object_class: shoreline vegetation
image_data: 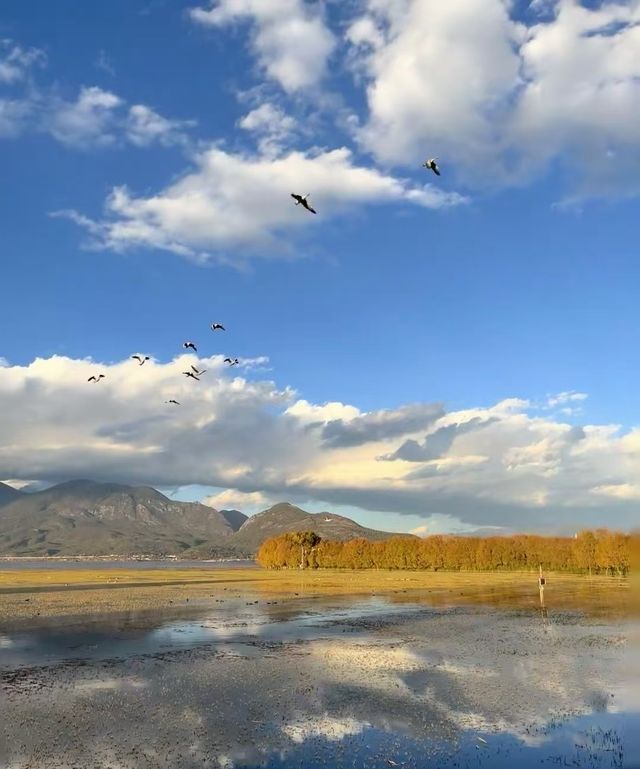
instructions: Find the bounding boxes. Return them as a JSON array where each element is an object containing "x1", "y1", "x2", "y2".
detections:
[
  {"x1": 0, "y1": 530, "x2": 633, "y2": 626},
  {"x1": 257, "y1": 530, "x2": 632, "y2": 575}
]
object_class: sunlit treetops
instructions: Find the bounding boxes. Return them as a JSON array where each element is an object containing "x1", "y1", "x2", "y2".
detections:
[{"x1": 257, "y1": 529, "x2": 631, "y2": 575}]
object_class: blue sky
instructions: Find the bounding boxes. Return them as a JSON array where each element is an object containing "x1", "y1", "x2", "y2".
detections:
[{"x1": 1, "y1": 0, "x2": 638, "y2": 534}]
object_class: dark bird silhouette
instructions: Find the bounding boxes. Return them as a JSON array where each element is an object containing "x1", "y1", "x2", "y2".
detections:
[
  {"x1": 291, "y1": 193, "x2": 316, "y2": 214},
  {"x1": 211, "y1": 323, "x2": 225, "y2": 331},
  {"x1": 183, "y1": 341, "x2": 197, "y2": 352},
  {"x1": 422, "y1": 157, "x2": 440, "y2": 176},
  {"x1": 131, "y1": 355, "x2": 150, "y2": 366},
  {"x1": 183, "y1": 371, "x2": 200, "y2": 381},
  {"x1": 166, "y1": 399, "x2": 181, "y2": 405},
  {"x1": 224, "y1": 358, "x2": 239, "y2": 366},
  {"x1": 87, "y1": 374, "x2": 105, "y2": 383},
  {"x1": 191, "y1": 365, "x2": 207, "y2": 376}
]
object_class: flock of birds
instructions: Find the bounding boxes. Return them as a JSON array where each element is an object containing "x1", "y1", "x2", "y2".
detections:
[
  {"x1": 86, "y1": 158, "x2": 442, "y2": 404},
  {"x1": 86, "y1": 323, "x2": 236, "y2": 406}
]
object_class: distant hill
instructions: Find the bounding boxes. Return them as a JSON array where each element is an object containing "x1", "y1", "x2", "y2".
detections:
[
  {"x1": 0, "y1": 481, "x2": 405, "y2": 558},
  {"x1": 0, "y1": 482, "x2": 24, "y2": 507},
  {"x1": 0, "y1": 480, "x2": 244, "y2": 557},
  {"x1": 230, "y1": 502, "x2": 404, "y2": 554},
  {"x1": 219, "y1": 509, "x2": 249, "y2": 531}
]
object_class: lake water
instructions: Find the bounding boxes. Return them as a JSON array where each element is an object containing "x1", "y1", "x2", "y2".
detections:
[
  {"x1": 0, "y1": 558, "x2": 257, "y2": 570},
  {"x1": 0, "y1": 586, "x2": 636, "y2": 769}
]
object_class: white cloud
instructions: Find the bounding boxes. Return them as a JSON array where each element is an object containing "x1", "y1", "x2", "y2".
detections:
[
  {"x1": 592, "y1": 483, "x2": 640, "y2": 501},
  {"x1": 512, "y1": 0, "x2": 640, "y2": 198},
  {"x1": 202, "y1": 488, "x2": 272, "y2": 511},
  {"x1": 0, "y1": 355, "x2": 638, "y2": 532},
  {"x1": 545, "y1": 391, "x2": 588, "y2": 409},
  {"x1": 0, "y1": 39, "x2": 46, "y2": 84},
  {"x1": 348, "y1": 0, "x2": 640, "y2": 199},
  {"x1": 350, "y1": 0, "x2": 522, "y2": 178},
  {"x1": 46, "y1": 89, "x2": 194, "y2": 150},
  {"x1": 55, "y1": 144, "x2": 466, "y2": 262},
  {"x1": 0, "y1": 479, "x2": 33, "y2": 490},
  {"x1": 345, "y1": 16, "x2": 384, "y2": 51},
  {"x1": 0, "y1": 48, "x2": 193, "y2": 150},
  {"x1": 0, "y1": 96, "x2": 35, "y2": 138},
  {"x1": 48, "y1": 86, "x2": 123, "y2": 148},
  {"x1": 238, "y1": 102, "x2": 297, "y2": 156},
  {"x1": 190, "y1": 0, "x2": 336, "y2": 93},
  {"x1": 125, "y1": 104, "x2": 195, "y2": 148},
  {"x1": 285, "y1": 399, "x2": 360, "y2": 424}
]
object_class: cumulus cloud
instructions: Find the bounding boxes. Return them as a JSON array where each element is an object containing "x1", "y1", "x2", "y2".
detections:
[
  {"x1": 125, "y1": 104, "x2": 195, "y2": 148},
  {"x1": 190, "y1": 0, "x2": 336, "y2": 92},
  {"x1": 349, "y1": 0, "x2": 521, "y2": 177},
  {"x1": 347, "y1": 0, "x2": 640, "y2": 199},
  {"x1": 0, "y1": 44, "x2": 193, "y2": 150},
  {"x1": 0, "y1": 355, "x2": 638, "y2": 532},
  {"x1": 45, "y1": 89, "x2": 195, "y2": 150},
  {"x1": 238, "y1": 102, "x2": 297, "y2": 156},
  {"x1": 0, "y1": 39, "x2": 46, "y2": 84},
  {"x1": 48, "y1": 86, "x2": 123, "y2": 148},
  {"x1": 202, "y1": 488, "x2": 273, "y2": 511},
  {"x1": 386, "y1": 417, "x2": 498, "y2": 462},
  {"x1": 55, "y1": 145, "x2": 466, "y2": 262},
  {"x1": 512, "y1": 0, "x2": 640, "y2": 198}
]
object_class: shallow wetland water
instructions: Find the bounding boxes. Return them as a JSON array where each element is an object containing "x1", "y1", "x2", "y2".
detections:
[{"x1": 0, "y1": 568, "x2": 636, "y2": 768}]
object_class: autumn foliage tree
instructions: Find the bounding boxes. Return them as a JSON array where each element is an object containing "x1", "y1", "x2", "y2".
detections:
[
  {"x1": 257, "y1": 529, "x2": 632, "y2": 575},
  {"x1": 257, "y1": 531, "x2": 321, "y2": 569}
]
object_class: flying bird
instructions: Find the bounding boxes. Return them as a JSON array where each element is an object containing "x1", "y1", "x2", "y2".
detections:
[
  {"x1": 87, "y1": 374, "x2": 105, "y2": 383},
  {"x1": 166, "y1": 399, "x2": 181, "y2": 406},
  {"x1": 191, "y1": 365, "x2": 207, "y2": 376},
  {"x1": 183, "y1": 371, "x2": 200, "y2": 381},
  {"x1": 131, "y1": 355, "x2": 150, "y2": 366},
  {"x1": 183, "y1": 341, "x2": 197, "y2": 352},
  {"x1": 291, "y1": 193, "x2": 316, "y2": 214},
  {"x1": 323, "y1": 517, "x2": 333, "y2": 523},
  {"x1": 223, "y1": 358, "x2": 239, "y2": 366},
  {"x1": 422, "y1": 158, "x2": 440, "y2": 176},
  {"x1": 211, "y1": 323, "x2": 225, "y2": 332}
]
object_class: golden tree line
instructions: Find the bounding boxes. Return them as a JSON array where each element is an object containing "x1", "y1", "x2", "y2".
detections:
[{"x1": 256, "y1": 529, "x2": 631, "y2": 575}]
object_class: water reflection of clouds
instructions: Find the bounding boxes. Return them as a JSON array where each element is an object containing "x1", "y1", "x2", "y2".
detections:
[
  {"x1": 72, "y1": 677, "x2": 147, "y2": 693},
  {"x1": 0, "y1": 598, "x2": 632, "y2": 769},
  {"x1": 283, "y1": 716, "x2": 367, "y2": 743}
]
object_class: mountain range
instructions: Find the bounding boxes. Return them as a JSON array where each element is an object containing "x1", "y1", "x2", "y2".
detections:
[{"x1": 0, "y1": 480, "x2": 405, "y2": 558}]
